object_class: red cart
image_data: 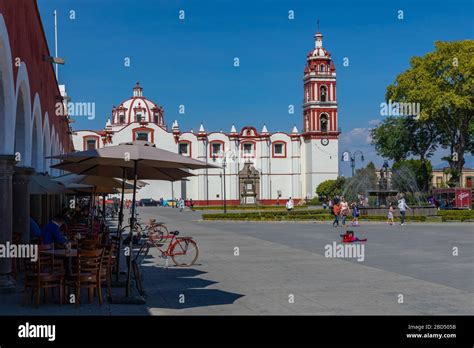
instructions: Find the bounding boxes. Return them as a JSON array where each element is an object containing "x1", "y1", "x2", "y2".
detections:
[{"x1": 432, "y1": 188, "x2": 472, "y2": 209}]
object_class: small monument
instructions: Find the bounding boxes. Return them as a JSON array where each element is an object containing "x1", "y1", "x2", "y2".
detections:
[{"x1": 367, "y1": 160, "x2": 398, "y2": 207}]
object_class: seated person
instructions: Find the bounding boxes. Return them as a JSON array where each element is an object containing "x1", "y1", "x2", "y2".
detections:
[
  {"x1": 340, "y1": 230, "x2": 367, "y2": 243},
  {"x1": 30, "y1": 216, "x2": 42, "y2": 241},
  {"x1": 41, "y1": 214, "x2": 68, "y2": 245}
]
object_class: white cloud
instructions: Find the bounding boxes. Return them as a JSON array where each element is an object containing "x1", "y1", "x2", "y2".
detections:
[
  {"x1": 368, "y1": 119, "x2": 381, "y2": 126},
  {"x1": 340, "y1": 127, "x2": 372, "y2": 145}
]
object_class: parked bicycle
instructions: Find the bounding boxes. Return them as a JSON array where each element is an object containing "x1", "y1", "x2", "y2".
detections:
[
  {"x1": 121, "y1": 218, "x2": 169, "y2": 243},
  {"x1": 135, "y1": 230, "x2": 199, "y2": 267}
]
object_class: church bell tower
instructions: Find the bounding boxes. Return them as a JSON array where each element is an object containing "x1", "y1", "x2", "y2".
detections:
[{"x1": 302, "y1": 30, "x2": 340, "y2": 198}]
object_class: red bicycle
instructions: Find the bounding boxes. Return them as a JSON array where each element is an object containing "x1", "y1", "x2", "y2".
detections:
[{"x1": 134, "y1": 230, "x2": 199, "y2": 267}]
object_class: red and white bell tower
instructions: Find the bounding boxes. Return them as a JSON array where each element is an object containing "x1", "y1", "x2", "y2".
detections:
[
  {"x1": 303, "y1": 32, "x2": 339, "y2": 135},
  {"x1": 302, "y1": 31, "x2": 339, "y2": 198}
]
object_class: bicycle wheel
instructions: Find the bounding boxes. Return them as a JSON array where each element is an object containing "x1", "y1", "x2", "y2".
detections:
[
  {"x1": 170, "y1": 238, "x2": 199, "y2": 267},
  {"x1": 155, "y1": 224, "x2": 169, "y2": 242}
]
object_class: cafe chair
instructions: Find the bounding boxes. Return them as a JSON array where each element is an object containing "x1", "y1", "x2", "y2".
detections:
[
  {"x1": 65, "y1": 248, "x2": 104, "y2": 307},
  {"x1": 23, "y1": 250, "x2": 64, "y2": 308}
]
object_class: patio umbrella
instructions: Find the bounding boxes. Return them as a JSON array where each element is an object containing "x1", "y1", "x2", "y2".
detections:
[
  {"x1": 53, "y1": 173, "x2": 137, "y2": 229},
  {"x1": 48, "y1": 141, "x2": 217, "y2": 300},
  {"x1": 29, "y1": 173, "x2": 73, "y2": 194},
  {"x1": 53, "y1": 173, "x2": 135, "y2": 190}
]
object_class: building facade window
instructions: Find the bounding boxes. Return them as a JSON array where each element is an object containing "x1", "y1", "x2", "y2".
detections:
[
  {"x1": 243, "y1": 143, "x2": 252, "y2": 155},
  {"x1": 119, "y1": 113, "x2": 125, "y2": 124},
  {"x1": 83, "y1": 136, "x2": 99, "y2": 151},
  {"x1": 210, "y1": 141, "x2": 224, "y2": 158},
  {"x1": 272, "y1": 141, "x2": 287, "y2": 158},
  {"x1": 154, "y1": 113, "x2": 159, "y2": 124},
  {"x1": 86, "y1": 139, "x2": 97, "y2": 150},
  {"x1": 136, "y1": 132, "x2": 148, "y2": 141},
  {"x1": 212, "y1": 143, "x2": 222, "y2": 155},
  {"x1": 320, "y1": 64, "x2": 325, "y2": 72},
  {"x1": 136, "y1": 113, "x2": 142, "y2": 123},
  {"x1": 179, "y1": 142, "x2": 191, "y2": 156}
]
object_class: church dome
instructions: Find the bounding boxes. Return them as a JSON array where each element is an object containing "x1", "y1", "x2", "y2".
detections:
[
  {"x1": 111, "y1": 82, "x2": 165, "y2": 127},
  {"x1": 307, "y1": 32, "x2": 331, "y2": 60}
]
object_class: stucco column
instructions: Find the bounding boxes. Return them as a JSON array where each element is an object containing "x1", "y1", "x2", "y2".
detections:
[
  {"x1": 259, "y1": 138, "x2": 270, "y2": 201},
  {"x1": 291, "y1": 137, "x2": 301, "y2": 199},
  {"x1": 13, "y1": 167, "x2": 34, "y2": 243},
  {"x1": 0, "y1": 155, "x2": 17, "y2": 292},
  {"x1": 41, "y1": 194, "x2": 50, "y2": 226},
  {"x1": 30, "y1": 194, "x2": 42, "y2": 226}
]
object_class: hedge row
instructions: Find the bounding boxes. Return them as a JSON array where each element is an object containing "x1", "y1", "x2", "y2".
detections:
[
  {"x1": 437, "y1": 210, "x2": 474, "y2": 222},
  {"x1": 192, "y1": 205, "x2": 308, "y2": 211},
  {"x1": 202, "y1": 213, "x2": 334, "y2": 221},
  {"x1": 202, "y1": 212, "x2": 427, "y2": 222},
  {"x1": 201, "y1": 209, "x2": 474, "y2": 222}
]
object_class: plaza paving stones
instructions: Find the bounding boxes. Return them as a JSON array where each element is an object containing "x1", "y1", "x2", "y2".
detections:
[{"x1": 0, "y1": 206, "x2": 472, "y2": 315}]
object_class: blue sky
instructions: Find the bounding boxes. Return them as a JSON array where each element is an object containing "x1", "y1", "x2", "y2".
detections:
[{"x1": 37, "y1": 0, "x2": 473, "y2": 175}]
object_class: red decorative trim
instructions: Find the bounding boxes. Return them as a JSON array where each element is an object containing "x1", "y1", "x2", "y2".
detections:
[
  {"x1": 178, "y1": 140, "x2": 192, "y2": 157},
  {"x1": 240, "y1": 140, "x2": 256, "y2": 158},
  {"x1": 83, "y1": 135, "x2": 100, "y2": 151},
  {"x1": 193, "y1": 199, "x2": 240, "y2": 206},
  {"x1": 302, "y1": 132, "x2": 340, "y2": 140},
  {"x1": 132, "y1": 127, "x2": 155, "y2": 142},
  {"x1": 239, "y1": 126, "x2": 259, "y2": 137},
  {"x1": 209, "y1": 140, "x2": 225, "y2": 158},
  {"x1": 272, "y1": 141, "x2": 287, "y2": 158},
  {"x1": 192, "y1": 199, "x2": 304, "y2": 207},
  {"x1": 259, "y1": 199, "x2": 303, "y2": 205}
]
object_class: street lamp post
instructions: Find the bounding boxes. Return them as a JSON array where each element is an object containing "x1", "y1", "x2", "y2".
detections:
[
  {"x1": 222, "y1": 156, "x2": 227, "y2": 214},
  {"x1": 341, "y1": 150, "x2": 365, "y2": 177}
]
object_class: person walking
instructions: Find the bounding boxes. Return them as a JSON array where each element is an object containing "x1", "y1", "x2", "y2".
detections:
[
  {"x1": 332, "y1": 201, "x2": 341, "y2": 227},
  {"x1": 350, "y1": 202, "x2": 360, "y2": 226},
  {"x1": 286, "y1": 197, "x2": 294, "y2": 211},
  {"x1": 387, "y1": 204, "x2": 395, "y2": 225},
  {"x1": 397, "y1": 197, "x2": 410, "y2": 226},
  {"x1": 340, "y1": 198, "x2": 349, "y2": 227}
]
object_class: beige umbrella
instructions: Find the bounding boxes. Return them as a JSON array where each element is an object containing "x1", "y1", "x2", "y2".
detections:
[
  {"x1": 53, "y1": 173, "x2": 135, "y2": 191},
  {"x1": 50, "y1": 140, "x2": 218, "y2": 177},
  {"x1": 29, "y1": 173, "x2": 73, "y2": 194},
  {"x1": 48, "y1": 141, "x2": 215, "y2": 301}
]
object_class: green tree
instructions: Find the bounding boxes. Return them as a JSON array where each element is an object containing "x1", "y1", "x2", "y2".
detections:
[
  {"x1": 385, "y1": 40, "x2": 474, "y2": 186},
  {"x1": 316, "y1": 177, "x2": 346, "y2": 201},
  {"x1": 371, "y1": 116, "x2": 438, "y2": 191}
]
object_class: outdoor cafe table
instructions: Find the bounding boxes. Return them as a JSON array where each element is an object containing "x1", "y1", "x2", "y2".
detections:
[
  {"x1": 40, "y1": 248, "x2": 78, "y2": 274},
  {"x1": 41, "y1": 249, "x2": 78, "y2": 258}
]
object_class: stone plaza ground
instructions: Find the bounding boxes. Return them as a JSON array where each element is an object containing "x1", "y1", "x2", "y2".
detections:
[{"x1": 0, "y1": 206, "x2": 472, "y2": 315}]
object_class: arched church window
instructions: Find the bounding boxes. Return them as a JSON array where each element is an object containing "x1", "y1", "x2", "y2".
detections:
[
  {"x1": 320, "y1": 86, "x2": 327, "y2": 102},
  {"x1": 154, "y1": 112, "x2": 159, "y2": 124},
  {"x1": 320, "y1": 114, "x2": 328, "y2": 132},
  {"x1": 136, "y1": 113, "x2": 142, "y2": 123},
  {"x1": 119, "y1": 113, "x2": 125, "y2": 124},
  {"x1": 320, "y1": 64, "x2": 325, "y2": 72}
]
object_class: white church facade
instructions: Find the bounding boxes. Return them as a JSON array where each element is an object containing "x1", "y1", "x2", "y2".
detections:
[{"x1": 72, "y1": 32, "x2": 340, "y2": 205}]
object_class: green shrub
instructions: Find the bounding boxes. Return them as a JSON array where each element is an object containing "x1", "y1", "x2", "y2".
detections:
[
  {"x1": 193, "y1": 205, "x2": 308, "y2": 211},
  {"x1": 437, "y1": 210, "x2": 474, "y2": 222}
]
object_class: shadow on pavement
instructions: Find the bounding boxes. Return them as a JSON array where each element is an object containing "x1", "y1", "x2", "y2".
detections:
[{"x1": 141, "y1": 266, "x2": 244, "y2": 310}]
